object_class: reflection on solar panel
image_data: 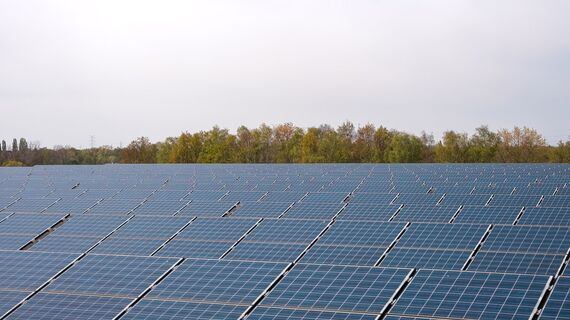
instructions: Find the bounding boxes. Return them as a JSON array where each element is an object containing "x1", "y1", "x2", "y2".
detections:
[
  {"x1": 389, "y1": 270, "x2": 550, "y2": 319},
  {"x1": 259, "y1": 264, "x2": 412, "y2": 315}
]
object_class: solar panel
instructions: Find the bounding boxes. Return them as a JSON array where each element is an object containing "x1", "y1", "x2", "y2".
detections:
[
  {"x1": 318, "y1": 221, "x2": 405, "y2": 247},
  {"x1": 259, "y1": 264, "x2": 412, "y2": 315},
  {"x1": 42, "y1": 254, "x2": 180, "y2": 297},
  {"x1": 109, "y1": 215, "x2": 191, "y2": 239},
  {"x1": 6, "y1": 292, "x2": 133, "y2": 320},
  {"x1": 300, "y1": 192, "x2": 348, "y2": 204},
  {"x1": 242, "y1": 219, "x2": 328, "y2": 243},
  {"x1": 540, "y1": 195, "x2": 570, "y2": 208},
  {"x1": 0, "y1": 292, "x2": 30, "y2": 317},
  {"x1": 454, "y1": 206, "x2": 522, "y2": 224},
  {"x1": 0, "y1": 213, "x2": 66, "y2": 236},
  {"x1": 145, "y1": 259, "x2": 287, "y2": 305},
  {"x1": 170, "y1": 218, "x2": 258, "y2": 241},
  {"x1": 0, "y1": 234, "x2": 37, "y2": 250},
  {"x1": 220, "y1": 191, "x2": 265, "y2": 202},
  {"x1": 540, "y1": 276, "x2": 570, "y2": 320},
  {"x1": 261, "y1": 192, "x2": 306, "y2": 203},
  {"x1": 392, "y1": 194, "x2": 442, "y2": 206},
  {"x1": 488, "y1": 194, "x2": 542, "y2": 207},
  {"x1": 131, "y1": 200, "x2": 189, "y2": 216},
  {"x1": 5, "y1": 198, "x2": 60, "y2": 212},
  {"x1": 155, "y1": 240, "x2": 235, "y2": 259},
  {"x1": 438, "y1": 194, "x2": 491, "y2": 206},
  {"x1": 42, "y1": 198, "x2": 100, "y2": 214},
  {"x1": 91, "y1": 237, "x2": 166, "y2": 256},
  {"x1": 175, "y1": 201, "x2": 236, "y2": 217},
  {"x1": 394, "y1": 223, "x2": 489, "y2": 250},
  {"x1": 468, "y1": 251, "x2": 565, "y2": 275},
  {"x1": 389, "y1": 270, "x2": 550, "y2": 319},
  {"x1": 232, "y1": 201, "x2": 291, "y2": 218},
  {"x1": 85, "y1": 198, "x2": 142, "y2": 214},
  {"x1": 300, "y1": 245, "x2": 387, "y2": 266},
  {"x1": 282, "y1": 202, "x2": 345, "y2": 219},
  {"x1": 518, "y1": 207, "x2": 570, "y2": 226},
  {"x1": 392, "y1": 205, "x2": 459, "y2": 223},
  {"x1": 183, "y1": 190, "x2": 227, "y2": 202},
  {"x1": 481, "y1": 225, "x2": 570, "y2": 254},
  {"x1": 336, "y1": 203, "x2": 399, "y2": 221},
  {"x1": 122, "y1": 300, "x2": 247, "y2": 320},
  {"x1": 379, "y1": 248, "x2": 471, "y2": 270},
  {"x1": 30, "y1": 235, "x2": 103, "y2": 253},
  {"x1": 349, "y1": 193, "x2": 397, "y2": 205},
  {"x1": 246, "y1": 307, "x2": 378, "y2": 320},
  {"x1": 47, "y1": 215, "x2": 128, "y2": 237}
]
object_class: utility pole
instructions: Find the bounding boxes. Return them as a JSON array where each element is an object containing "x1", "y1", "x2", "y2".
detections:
[{"x1": 90, "y1": 136, "x2": 95, "y2": 149}]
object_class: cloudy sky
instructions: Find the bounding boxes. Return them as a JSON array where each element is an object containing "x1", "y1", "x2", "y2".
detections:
[{"x1": 0, "y1": 0, "x2": 568, "y2": 148}]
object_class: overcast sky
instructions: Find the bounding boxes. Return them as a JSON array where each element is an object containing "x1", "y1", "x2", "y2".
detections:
[{"x1": 1, "y1": 1, "x2": 569, "y2": 148}]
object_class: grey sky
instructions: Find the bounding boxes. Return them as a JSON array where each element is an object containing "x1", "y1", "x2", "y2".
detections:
[{"x1": 1, "y1": 0, "x2": 569, "y2": 148}]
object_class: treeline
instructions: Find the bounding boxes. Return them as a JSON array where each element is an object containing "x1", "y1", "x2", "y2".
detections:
[{"x1": 2, "y1": 123, "x2": 569, "y2": 166}]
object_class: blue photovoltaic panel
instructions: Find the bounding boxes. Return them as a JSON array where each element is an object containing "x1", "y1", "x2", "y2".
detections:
[
  {"x1": 176, "y1": 201, "x2": 235, "y2": 217},
  {"x1": 488, "y1": 194, "x2": 542, "y2": 207},
  {"x1": 146, "y1": 259, "x2": 287, "y2": 305},
  {"x1": 6, "y1": 292, "x2": 133, "y2": 320},
  {"x1": 454, "y1": 206, "x2": 522, "y2": 225},
  {"x1": 0, "y1": 234, "x2": 35, "y2": 250},
  {"x1": 30, "y1": 235, "x2": 102, "y2": 253},
  {"x1": 79, "y1": 189, "x2": 121, "y2": 199},
  {"x1": 392, "y1": 205, "x2": 458, "y2": 223},
  {"x1": 49, "y1": 215, "x2": 128, "y2": 237},
  {"x1": 472, "y1": 186, "x2": 515, "y2": 195},
  {"x1": 155, "y1": 240, "x2": 234, "y2": 259},
  {"x1": 43, "y1": 254, "x2": 180, "y2": 297},
  {"x1": 122, "y1": 300, "x2": 247, "y2": 320},
  {"x1": 518, "y1": 207, "x2": 570, "y2": 226},
  {"x1": 112, "y1": 189, "x2": 155, "y2": 200},
  {"x1": 220, "y1": 191, "x2": 265, "y2": 202},
  {"x1": 147, "y1": 190, "x2": 190, "y2": 201},
  {"x1": 0, "y1": 251, "x2": 78, "y2": 290},
  {"x1": 349, "y1": 193, "x2": 397, "y2": 205},
  {"x1": 300, "y1": 245, "x2": 387, "y2": 266},
  {"x1": 247, "y1": 307, "x2": 378, "y2": 320},
  {"x1": 183, "y1": 190, "x2": 227, "y2": 202},
  {"x1": 540, "y1": 195, "x2": 570, "y2": 208},
  {"x1": 515, "y1": 186, "x2": 557, "y2": 196},
  {"x1": 232, "y1": 201, "x2": 291, "y2": 218},
  {"x1": 318, "y1": 221, "x2": 405, "y2": 247},
  {"x1": 336, "y1": 203, "x2": 399, "y2": 221},
  {"x1": 260, "y1": 264, "x2": 411, "y2": 314},
  {"x1": 243, "y1": 219, "x2": 327, "y2": 243},
  {"x1": 468, "y1": 251, "x2": 564, "y2": 275},
  {"x1": 42, "y1": 198, "x2": 100, "y2": 214},
  {"x1": 439, "y1": 194, "x2": 491, "y2": 206},
  {"x1": 172, "y1": 218, "x2": 257, "y2": 241},
  {"x1": 0, "y1": 213, "x2": 65, "y2": 236},
  {"x1": 389, "y1": 270, "x2": 550, "y2": 319},
  {"x1": 261, "y1": 192, "x2": 306, "y2": 203},
  {"x1": 0, "y1": 291, "x2": 29, "y2": 317},
  {"x1": 5, "y1": 198, "x2": 60, "y2": 212},
  {"x1": 110, "y1": 216, "x2": 191, "y2": 239},
  {"x1": 86, "y1": 199, "x2": 142, "y2": 214},
  {"x1": 91, "y1": 237, "x2": 166, "y2": 256},
  {"x1": 379, "y1": 248, "x2": 471, "y2": 270},
  {"x1": 394, "y1": 223, "x2": 488, "y2": 250},
  {"x1": 224, "y1": 242, "x2": 309, "y2": 262},
  {"x1": 282, "y1": 202, "x2": 345, "y2": 219},
  {"x1": 392, "y1": 194, "x2": 442, "y2": 206},
  {"x1": 540, "y1": 276, "x2": 570, "y2": 320},
  {"x1": 301, "y1": 192, "x2": 348, "y2": 204},
  {"x1": 131, "y1": 200, "x2": 189, "y2": 216},
  {"x1": 481, "y1": 225, "x2": 570, "y2": 254}
]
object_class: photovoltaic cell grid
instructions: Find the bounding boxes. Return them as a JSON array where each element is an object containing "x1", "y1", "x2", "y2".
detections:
[{"x1": 0, "y1": 164, "x2": 569, "y2": 319}]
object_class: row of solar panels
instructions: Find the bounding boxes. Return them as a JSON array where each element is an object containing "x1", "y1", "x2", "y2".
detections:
[
  {"x1": 0, "y1": 250, "x2": 567, "y2": 320},
  {"x1": 1, "y1": 214, "x2": 569, "y2": 276}
]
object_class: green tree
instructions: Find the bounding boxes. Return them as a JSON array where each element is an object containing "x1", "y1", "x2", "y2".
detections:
[
  {"x1": 1, "y1": 140, "x2": 6, "y2": 152},
  {"x1": 12, "y1": 138, "x2": 18, "y2": 152},
  {"x1": 353, "y1": 124, "x2": 376, "y2": 162},
  {"x1": 496, "y1": 126, "x2": 548, "y2": 162},
  {"x1": 435, "y1": 131, "x2": 469, "y2": 162},
  {"x1": 386, "y1": 132, "x2": 423, "y2": 163},
  {"x1": 301, "y1": 127, "x2": 323, "y2": 163},
  {"x1": 468, "y1": 126, "x2": 499, "y2": 162},
  {"x1": 170, "y1": 133, "x2": 202, "y2": 163},
  {"x1": 19, "y1": 138, "x2": 28, "y2": 151},
  {"x1": 121, "y1": 137, "x2": 157, "y2": 163},
  {"x1": 198, "y1": 126, "x2": 235, "y2": 163}
]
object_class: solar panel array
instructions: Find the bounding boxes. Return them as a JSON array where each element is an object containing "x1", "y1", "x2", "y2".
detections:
[{"x1": 0, "y1": 163, "x2": 568, "y2": 319}]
